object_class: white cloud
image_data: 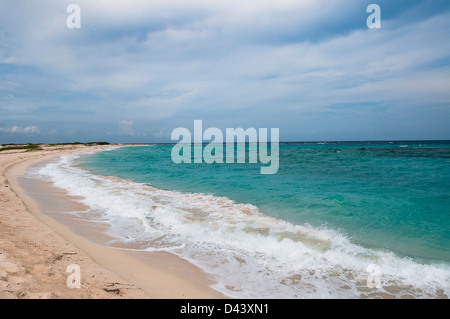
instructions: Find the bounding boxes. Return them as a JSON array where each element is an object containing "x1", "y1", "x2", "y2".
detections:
[
  {"x1": 118, "y1": 120, "x2": 135, "y2": 136},
  {"x1": 152, "y1": 130, "x2": 165, "y2": 138},
  {"x1": 1, "y1": 1, "x2": 449, "y2": 141},
  {"x1": 0, "y1": 125, "x2": 40, "y2": 134},
  {"x1": 0, "y1": 56, "x2": 19, "y2": 64}
]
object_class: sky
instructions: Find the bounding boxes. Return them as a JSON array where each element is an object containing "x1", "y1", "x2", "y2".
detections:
[{"x1": 1, "y1": 0, "x2": 450, "y2": 143}]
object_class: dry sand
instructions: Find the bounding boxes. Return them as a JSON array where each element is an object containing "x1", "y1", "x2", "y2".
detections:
[{"x1": 0, "y1": 144, "x2": 221, "y2": 299}]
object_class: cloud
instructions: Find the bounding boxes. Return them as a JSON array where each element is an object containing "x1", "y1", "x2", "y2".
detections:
[
  {"x1": 152, "y1": 130, "x2": 165, "y2": 138},
  {"x1": 118, "y1": 120, "x2": 135, "y2": 136},
  {"x1": 1, "y1": 0, "x2": 450, "y2": 142},
  {"x1": 0, "y1": 125, "x2": 40, "y2": 134}
]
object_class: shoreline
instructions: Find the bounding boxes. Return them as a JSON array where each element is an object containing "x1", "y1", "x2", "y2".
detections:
[{"x1": 0, "y1": 144, "x2": 222, "y2": 299}]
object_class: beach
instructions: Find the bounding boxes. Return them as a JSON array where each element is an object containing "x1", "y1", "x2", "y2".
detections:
[
  {"x1": 0, "y1": 144, "x2": 220, "y2": 299},
  {"x1": 2, "y1": 143, "x2": 449, "y2": 299}
]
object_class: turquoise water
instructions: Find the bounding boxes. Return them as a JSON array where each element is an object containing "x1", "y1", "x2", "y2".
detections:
[
  {"x1": 35, "y1": 141, "x2": 450, "y2": 297},
  {"x1": 79, "y1": 142, "x2": 450, "y2": 265}
]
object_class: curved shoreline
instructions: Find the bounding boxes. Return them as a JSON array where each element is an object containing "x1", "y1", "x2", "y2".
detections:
[{"x1": 0, "y1": 145, "x2": 222, "y2": 299}]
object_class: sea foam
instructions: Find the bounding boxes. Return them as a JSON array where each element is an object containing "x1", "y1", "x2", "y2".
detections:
[{"x1": 31, "y1": 154, "x2": 450, "y2": 298}]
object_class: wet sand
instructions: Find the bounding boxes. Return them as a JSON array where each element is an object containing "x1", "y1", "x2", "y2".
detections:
[{"x1": 0, "y1": 144, "x2": 222, "y2": 299}]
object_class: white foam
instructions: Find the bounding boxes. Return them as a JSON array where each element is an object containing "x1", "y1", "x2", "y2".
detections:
[{"x1": 31, "y1": 155, "x2": 450, "y2": 298}]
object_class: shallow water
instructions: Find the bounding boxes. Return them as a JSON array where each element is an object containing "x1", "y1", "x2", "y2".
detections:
[{"x1": 29, "y1": 142, "x2": 450, "y2": 298}]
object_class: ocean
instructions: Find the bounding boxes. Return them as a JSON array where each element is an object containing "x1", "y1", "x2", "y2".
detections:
[{"x1": 32, "y1": 141, "x2": 450, "y2": 298}]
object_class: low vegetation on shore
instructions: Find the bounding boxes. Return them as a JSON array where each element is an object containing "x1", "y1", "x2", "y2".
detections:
[{"x1": 0, "y1": 142, "x2": 110, "y2": 152}]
